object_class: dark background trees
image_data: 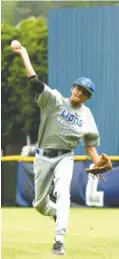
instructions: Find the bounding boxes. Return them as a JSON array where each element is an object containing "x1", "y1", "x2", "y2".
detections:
[{"x1": 1, "y1": 17, "x2": 47, "y2": 154}]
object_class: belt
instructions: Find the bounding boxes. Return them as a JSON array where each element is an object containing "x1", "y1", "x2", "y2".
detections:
[{"x1": 36, "y1": 148, "x2": 70, "y2": 158}]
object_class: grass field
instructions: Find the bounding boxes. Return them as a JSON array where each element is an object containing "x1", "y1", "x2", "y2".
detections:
[{"x1": 1, "y1": 207, "x2": 119, "y2": 259}]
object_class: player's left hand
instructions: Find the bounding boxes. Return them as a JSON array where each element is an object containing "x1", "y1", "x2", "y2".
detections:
[{"x1": 86, "y1": 153, "x2": 112, "y2": 178}]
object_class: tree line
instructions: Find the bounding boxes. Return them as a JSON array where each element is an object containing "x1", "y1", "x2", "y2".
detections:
[
  {"x1": 2, "y1": 1, "x2": 117, "y2": 26},
  {"x1": 1, "y1": 17, "x2": 47, "y2": 153}
]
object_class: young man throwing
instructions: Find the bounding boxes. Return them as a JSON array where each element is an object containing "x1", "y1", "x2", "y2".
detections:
[{"x1": 11, "y1": 40, "x2": 101, "y2": 255}]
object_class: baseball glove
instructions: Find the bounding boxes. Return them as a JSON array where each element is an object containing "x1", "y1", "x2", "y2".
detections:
[{"x1": 86, "y1": 153, "x2": 112, "y2": 177}]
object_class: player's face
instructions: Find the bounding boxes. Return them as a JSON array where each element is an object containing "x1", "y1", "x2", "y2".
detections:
[{"x1": 70, "y1": 85, "x2": 91, "y2": 106}]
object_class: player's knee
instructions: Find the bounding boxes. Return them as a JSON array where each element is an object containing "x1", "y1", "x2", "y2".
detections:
[{"x1": 33, "y1": 200, "x2": 45, "y2": 215}]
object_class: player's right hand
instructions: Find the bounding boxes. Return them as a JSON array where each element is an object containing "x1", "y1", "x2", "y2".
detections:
[{"x1": 11, "y1": 40, "x2": 27, "y2": 55}]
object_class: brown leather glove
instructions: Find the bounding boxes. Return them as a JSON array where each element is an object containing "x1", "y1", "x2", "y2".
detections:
[{"x1": 86, "y1": 153, "x2": 112, "y2": 176}]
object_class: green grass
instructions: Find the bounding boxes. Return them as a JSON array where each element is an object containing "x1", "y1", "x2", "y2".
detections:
[{"x1": 1, "y1": 207, "x2": 119, "y2": 259}]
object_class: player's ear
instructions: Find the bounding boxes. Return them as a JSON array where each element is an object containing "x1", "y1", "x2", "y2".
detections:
[{"x1": 84, "y1": 96, "x2": 90, "y2": 102}]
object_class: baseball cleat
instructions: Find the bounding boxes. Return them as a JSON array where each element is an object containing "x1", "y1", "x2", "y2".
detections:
[{"x1": 51, "y1": 241, "x2": 65, "y2": 255}]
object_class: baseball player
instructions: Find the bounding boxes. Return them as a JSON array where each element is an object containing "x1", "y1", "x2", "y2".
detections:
[{"x1": 11, "y1": 40, "x2": 100, "y2": 255}]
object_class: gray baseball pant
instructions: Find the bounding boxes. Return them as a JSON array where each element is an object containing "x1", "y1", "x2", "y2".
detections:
[{"x1": 33, "y1": 152, "x2": 74, "y2": 236}]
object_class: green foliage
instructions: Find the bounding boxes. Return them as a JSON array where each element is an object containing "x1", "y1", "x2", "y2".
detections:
[
  {"x1": 1, "y1": 1, "x2": 17, "y2": 25},
  {"x1": 1, "y1": 1, "x2": 52, "y2": 25},
  {"x1": 1, "y1": 17, "x2": 47, "y2": 147},
  {"x1": 2, "y1": 0, "x2": 117, "y2": 26},
  {"x1": 51, "y1": 1, "x2": 119, "y2": 8}
]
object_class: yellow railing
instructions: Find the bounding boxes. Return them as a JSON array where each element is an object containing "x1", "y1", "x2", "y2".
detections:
[{"x1": 1, "y1": 155, "x2": 119, "y2": 162}]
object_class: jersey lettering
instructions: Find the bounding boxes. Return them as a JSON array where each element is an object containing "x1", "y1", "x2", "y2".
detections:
[{"x1": 61, "y1": 109, "x2": 82, "y2": 127}]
